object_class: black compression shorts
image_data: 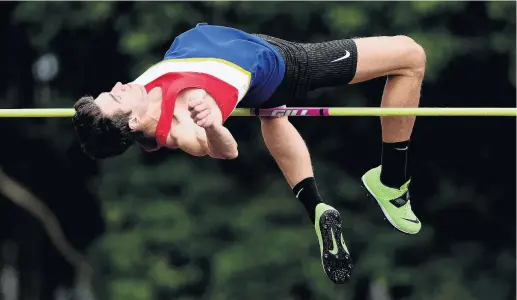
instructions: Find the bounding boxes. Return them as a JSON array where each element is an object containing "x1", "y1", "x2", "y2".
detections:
[{"x1": 253, "y1": 34, "x2": 358, "y2": 108}]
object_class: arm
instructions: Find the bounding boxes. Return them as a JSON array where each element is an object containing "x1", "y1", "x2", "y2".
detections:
[
  {"x1": 204, "y1": 124, "x2": 239, "y2": 159},
  {"x1": 174, "y1": 89, "x2": 239, "y2": 159},
  {"x1": 189, "y1": 90, "x2": 239, "y2": 159},
  {"x1": 174, "y1": 121, "x2": 238, "y2": 159}
]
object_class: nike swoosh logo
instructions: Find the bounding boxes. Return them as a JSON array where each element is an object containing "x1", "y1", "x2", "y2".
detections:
[
  {"x1": 330, "y1": 51, "x2": 350, "y2": 63},
  {"x1": 340, "y1": 233, "x2": 349, "y2": 253},
  {"x1": 402, "y1": 217, "x2": 420, "y2": 224},
  {"x1": 295, "y1": 188, "x2": 304, "y2": 198},
  {"x1": 329, "y1": 228, "x2": 339, "y2": 255},
  {"x1": 395, "y1": 146, "x2": 408, "y2": 150}
]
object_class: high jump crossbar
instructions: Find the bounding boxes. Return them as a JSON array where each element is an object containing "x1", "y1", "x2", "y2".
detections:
[{"x1": 0, "y1": 107, "x2": 514, "y2": 118}]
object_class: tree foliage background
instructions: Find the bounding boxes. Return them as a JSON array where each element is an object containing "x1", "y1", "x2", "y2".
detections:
[{"x1": 0, "y1": 2, "x2": 515, "y2": 300}]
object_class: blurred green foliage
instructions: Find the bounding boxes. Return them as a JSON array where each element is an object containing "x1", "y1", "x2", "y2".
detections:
[{"x1": 3, "y1": 1, "x2": 516, "y2": 300}]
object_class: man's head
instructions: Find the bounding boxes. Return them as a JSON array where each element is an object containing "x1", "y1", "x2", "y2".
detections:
[{"x1": 72, "y1": 82, "x2": 152, "y2": 159}]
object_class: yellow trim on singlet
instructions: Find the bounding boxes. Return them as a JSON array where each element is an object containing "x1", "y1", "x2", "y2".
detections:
[{"x1": 149, "y1": 57, "x2": 252, "y2": 87}]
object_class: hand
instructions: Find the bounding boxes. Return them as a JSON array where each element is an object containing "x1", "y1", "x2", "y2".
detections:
[{"x1": 188, "y1": 98, "x2": 214, "y2": 128}]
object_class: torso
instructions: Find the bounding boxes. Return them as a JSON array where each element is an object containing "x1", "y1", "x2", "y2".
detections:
[
  {"x1": 161, "y1": 88, "x2": 216, "y2": 150},
  {"x1": 137, "y1": 87, "x2": 216, "y2": 153},
  {"x1": 131, "y1": 23, "x2": 286, "y2": 149}
]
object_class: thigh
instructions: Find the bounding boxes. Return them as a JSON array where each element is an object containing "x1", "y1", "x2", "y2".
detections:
[
  {"x1": 350, "y1": 36, "x2": 426, "y2": 84},
  {"x1": 254, "y1": 35, "x2": 359, "y2": 106},
  {"x1": 300, "y1": 38, "x2": 359, "y2": 90}
]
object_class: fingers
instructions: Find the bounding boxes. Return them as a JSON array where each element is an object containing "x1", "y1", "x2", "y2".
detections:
[
  {"x1": 189, "y1": 102, "x2": 207, "y2": 113},
  {"x1": 192, "y1": 109, "x2": 210, "y2": 123},
  {"x1": 189, "y1": 101, "x2": 210, "y2": 118},
  {"x1": 188, "y1": 97, "x2": 204, "y2": 110},
  {"x1": 190, "y1": 105, "x2": 209, "y2": 120},
  {"x1": 188, "y1": 99, "x2": 212, "y2": 127},
  {"x1": 196, "y1": 117, "x2": 213, "y2": 128},
  {"x1": 194, "y1": 110, "x2": 213, "y2": 127}
]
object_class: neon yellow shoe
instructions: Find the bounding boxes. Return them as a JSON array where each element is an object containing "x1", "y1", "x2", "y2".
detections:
[
  {"x1": 361, "y1": 166, "x2": 421, "y2": 234},
  {"x1": 314, "y1": 203, "x2": 353, "y2": 284}
]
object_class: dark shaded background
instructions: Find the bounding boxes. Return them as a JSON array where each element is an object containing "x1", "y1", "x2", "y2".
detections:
[{"x1": 0, "y1": 2, "x2": 514, "y2": 300}]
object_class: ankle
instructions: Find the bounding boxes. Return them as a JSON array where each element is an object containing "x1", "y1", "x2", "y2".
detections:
[
  {"x1": 293, "y1": 177, "x2": 324, "y2": 222},
  {"x1": 380, "y1": 140, "x2": 410, "y2": 188}
]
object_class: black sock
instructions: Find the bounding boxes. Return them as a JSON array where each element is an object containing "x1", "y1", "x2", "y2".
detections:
[
  {"x1": 293, "y1": 177, "x2": 323, "y2": 223},
  {"x1": 380, "y1": 140, "x2": 410, "y2": 188}
]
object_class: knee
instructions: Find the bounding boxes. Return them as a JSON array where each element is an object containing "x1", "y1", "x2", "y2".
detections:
[{"x1": 393, "y1": 35, "x2": 426, "y2": 78}]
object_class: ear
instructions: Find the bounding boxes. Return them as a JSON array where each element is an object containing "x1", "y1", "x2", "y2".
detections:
[{"x1": 128, "y1": 115, "x2": 140, "y2": 130}]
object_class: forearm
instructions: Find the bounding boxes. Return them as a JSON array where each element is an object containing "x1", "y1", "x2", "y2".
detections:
[{"x1": 204, "y1": 125, "x2": 238, "y2": 159}]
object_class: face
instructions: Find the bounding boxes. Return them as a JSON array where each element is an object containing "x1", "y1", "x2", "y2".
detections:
[{"x1": 95, "y1": 82, "x2": 149, "y2": 130}]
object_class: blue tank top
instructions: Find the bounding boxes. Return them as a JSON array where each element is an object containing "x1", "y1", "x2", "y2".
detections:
[{"x1": 163, "y1": 23, "x2": 285, "y2": 105}]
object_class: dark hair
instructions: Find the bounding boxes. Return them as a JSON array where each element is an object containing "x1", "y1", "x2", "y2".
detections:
[{"x1": 72, "y1": 96, "x2": 135, "y2": 159}]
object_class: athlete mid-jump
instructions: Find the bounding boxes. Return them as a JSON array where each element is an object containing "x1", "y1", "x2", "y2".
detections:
[{"x1": 72, "y1": 23, "x2": 426, "y2": 284}]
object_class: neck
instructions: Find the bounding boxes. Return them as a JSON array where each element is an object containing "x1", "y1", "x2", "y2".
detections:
[{"x1": 143, "y1": 87, "x2": 163, "y2": 136}]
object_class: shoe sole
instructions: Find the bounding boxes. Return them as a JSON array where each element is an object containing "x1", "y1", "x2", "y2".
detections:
[
  {"x1": 316, "y1": 208, "x2": 353, "y2": 284},
  {"x1": 361, "y1": 175, "x2": 417, "y2": 235}
]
